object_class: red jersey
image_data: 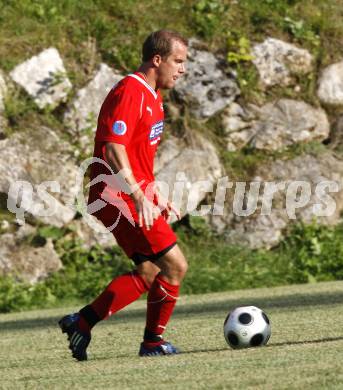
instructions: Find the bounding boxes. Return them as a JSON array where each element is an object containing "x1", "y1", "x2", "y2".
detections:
[{"x1": 88, "y1": 72, "x2": 164, "y2": 205}]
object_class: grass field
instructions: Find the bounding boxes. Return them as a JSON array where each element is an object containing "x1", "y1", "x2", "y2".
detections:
[{"x1": 1, "y1": 281, "x2": 343, "y2": 389}]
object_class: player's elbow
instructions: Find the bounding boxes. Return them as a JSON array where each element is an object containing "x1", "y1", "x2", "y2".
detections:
[
  {"x1": 105, "y1": 142, "x2": 126, "y2": 158},
  {"x1": 104, "y1": 142, "x2": 127, "y2": 172}
]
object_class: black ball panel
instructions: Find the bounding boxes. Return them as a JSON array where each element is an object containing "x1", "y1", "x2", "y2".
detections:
[
  {"x1": 228, "y1": 332, "x2": 239, "y2": 347},
  {"x1": 262, "y1": 312, "x2": 270, "y2": 324},
  {"x1": 238, "y1": 312, "x2": 252, "y2": 325},
  {"x1": 224, "y1": 312, "x2": 231, "y2": 326},
  {"x1": 250, "y1": 333, "x2": 264, "y2": 347}
]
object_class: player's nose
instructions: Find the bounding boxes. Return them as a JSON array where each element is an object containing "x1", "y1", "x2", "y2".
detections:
[{"x1": 179, "y1": 63, "x2": 186, "y2": 74}]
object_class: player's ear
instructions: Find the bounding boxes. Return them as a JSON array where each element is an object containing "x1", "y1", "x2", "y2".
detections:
[{"x1": 152, "y1": 54, "x2": 162, "y2": 68}]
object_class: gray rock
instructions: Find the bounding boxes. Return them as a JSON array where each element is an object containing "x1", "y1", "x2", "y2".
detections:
[
  {"x1": 222, "y1": 102, "x2": 254, "y2": 135},
  {"x1": 0, "y1": 226, "x2": 62, "y2": 283},
  {"x1": 226, "y1": 128, "x2": 255, "y2": 152},
  {"x1": 69, "y1": 218, "x2": 117, "y2": 249},
  {"x1": 329, "y1": 115, "x2": 343, "y2": 149},
  {"x1": 222, "y1": 102, "x2": 256, "y2": 151},
  {"x1": 15, "y1": 224, "x2": 36, "y2": 240},
  {"x1": 155, "y1": 133, "x2": 222, "y2": 218},
  {"x1": 251, "y1": 100, "x2": 329, "y2": 150},
  {"x1": 0, "y1": 220, "x2": 10, "y2": 232},
  {"x1": 252, "y1": 38, "x2": 313, "y2": 88},
  {"x1": 225, "y1": 152, "x2": 343, "y2": 249},
  {"x1": 174, "y1": 40, "x2": 240, "y2": 118},
  {"x1": 154, "y1": 136, "x2": 183, "y2": 174},
  {"x1": 223, "y1": 115, "x2": 248, "y2": 134},
  {"x1": 9, "y1": 48, "x2": 72, "y2": 109},
  {"x1": 205, "y1": 214, "x2": 230, "y2": 235},
  {"x1": 317, "y1": 61, "x2": 343, "y2": 106},
  {"x1": 0, "y1": 127, "x2": 79, "y2": 226},
  {"x1": 224, "y1": 99, "x2": 329, "y2": 151},
  {"x1": 64, "y1": 63, "x2": 122, "y2": 134},
  {"x1": 226, "y1": 212, "x2": 287, "y2": 249}
]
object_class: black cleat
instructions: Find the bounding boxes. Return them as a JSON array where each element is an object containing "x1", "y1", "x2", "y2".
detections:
[
  {"x1": 139, "y1": 341, "x2": 180, "y2": 356},
  {"x1": 58, "y1": 313, "x2": 91, "y2": 361}
]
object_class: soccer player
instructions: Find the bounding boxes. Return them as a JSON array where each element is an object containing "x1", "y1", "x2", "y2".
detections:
[{"x1": 59, "y1": 30, "x2": 188, "y2": 360}]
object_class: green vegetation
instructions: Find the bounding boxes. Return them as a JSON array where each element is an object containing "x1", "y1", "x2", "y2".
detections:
[
  {"x1": 0, "y1": 225, "x2": 133, "y2": 313},
  {"x1": 191, "y1": 0, "x2": 229, "y2": 40},
  {"x1": 221, "y1": 141, "x2": 328, "y2": 180},
  {"x1": 227, "y1": 33, "x2": 254, "y2": 65},
  {"x1": 1, "y1": 0, "x2": 343, "y2": 313},
  {"x1": 1, "y1": 281, "x2": 343, "y2": 389},
  {"x1": 178, "y1": 217, "x2": 343, "y2": 293},
  {"x1": 1, "y1": 0, "x2": 343, "y2": 94},
  {"x1": 1, "y1": 0, "x2": 342, "y2": 145},
  {"x1": 1, "y1": 218, "x2": 343, "y2": 313}
]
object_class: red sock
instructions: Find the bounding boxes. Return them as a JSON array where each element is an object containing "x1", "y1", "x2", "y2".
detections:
[
  {"x1": 144, "y1": 274, "x2": 179, "y2": 345},
  {"x1": 79, "y1": 271, "x2": 149, "y2": 333}
]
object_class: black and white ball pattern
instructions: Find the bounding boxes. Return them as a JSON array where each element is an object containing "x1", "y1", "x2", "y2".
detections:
[{"x1": 223, "y1": 306, "x2": 271, "y2": 349}]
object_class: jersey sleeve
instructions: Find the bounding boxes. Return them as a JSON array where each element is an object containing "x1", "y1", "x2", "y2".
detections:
[{"x1": 95, "y1": 83, "x2": 141, "y2": 145}]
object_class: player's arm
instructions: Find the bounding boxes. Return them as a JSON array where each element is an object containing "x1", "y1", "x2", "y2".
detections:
[{"x1": 104, "y1": 142, "x2": 160, "y2": 230}]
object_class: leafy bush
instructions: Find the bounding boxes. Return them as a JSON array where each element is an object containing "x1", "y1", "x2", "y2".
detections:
[
  {"x1": 227, "y1": 33, "x2": 253, "y2": 65},
  {"x1": 46, "y1": 239, "x2": 133, "y2": 302},
  {"x1": 176, "y1": 217, "x2": 289, "y2": 294},
  {"x1": 0, "y1": 276, "x2": 56, "y2": 313},
  {"x1": 278, "y1": 222, "x2": 343, "y2": 283},
  {"x1": 176, "y1": 217, "x2": 343, "y2": 293},
  {"x1": 1, "y1": 218, "x2": 343, "y2": 313},
  {"x1": 0, "y1": 228, "x2": 133, "y2": 313},
  {"x1": 191, "y1": 0, "x2": 228, "y2": 39},
  {"x1": 282, "y1": 16, "x2": 320, "y2": 47}
]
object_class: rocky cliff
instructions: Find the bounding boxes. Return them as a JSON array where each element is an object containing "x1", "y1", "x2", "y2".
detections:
[{"x1": 1, "y1": 3, "x2": 343, "y2": 283}]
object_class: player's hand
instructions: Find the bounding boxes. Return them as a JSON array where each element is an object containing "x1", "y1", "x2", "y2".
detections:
[
  {"x1": 155, "y1": 191, "x2": 181, "y2": 223},
  {"x1": 132, "y1": 190, "x2": 161, "y2": 230}
]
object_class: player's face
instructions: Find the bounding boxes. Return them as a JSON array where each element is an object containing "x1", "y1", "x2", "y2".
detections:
[{"x1": 155, "y1": 40, "x2": 187, "y2": 89}]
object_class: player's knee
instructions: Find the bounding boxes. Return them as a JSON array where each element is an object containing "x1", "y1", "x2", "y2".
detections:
[
  {"x1": 167, "y1": 255, "x2": 188, "y2": 281},
  {"x1": 143, "y1": 271, "x2": 160, "y2": 287},
  {"x1": 136, "y1": 261, "x2": 160, "y2": 287},
  {"x1": 175, "y1": 257, "x2": 188, "y2": 278},
  {"x1": 155, "y1": 244, "x2": 188, "y2": 282}
]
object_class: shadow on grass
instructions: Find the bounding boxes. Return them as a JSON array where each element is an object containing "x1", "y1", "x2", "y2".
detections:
[
  {"x1": 170, "y1": 336, "x2": 343, "y2": 356},
  {"x1": 188, "y1": 336, "x2": 343, "y2": 354},
  {"x1": 1, "y1": 289, "x2": 343, "y2": 332},
  {"x1": 95, "y1": 336, "x2": 343, "y2": 360},
  {"x1": 269, "y1": 336, "x2": 343, "y2": 347}
]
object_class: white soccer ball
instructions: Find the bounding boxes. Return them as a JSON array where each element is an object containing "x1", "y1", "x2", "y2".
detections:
[{"x1": 223, "y1": 306, "x2": 271, "y2": 349}]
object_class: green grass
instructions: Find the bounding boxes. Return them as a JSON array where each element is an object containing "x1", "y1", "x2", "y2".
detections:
[
  {"x1": 1, "y1": 281, "x2": 343, "y2": 389},
  {"x1": 1, "y1": 0, "x2": 343, "y2": 89}
]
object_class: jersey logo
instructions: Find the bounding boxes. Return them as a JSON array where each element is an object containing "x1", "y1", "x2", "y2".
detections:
[
  {"x1": 149, "y1": 121, "x2": 164, "y2": 145},
  {"x1": 112, "y1": 120, "x2": 127, "y2": 135},
  {"x1": 146, "y1": 106, "x2": 152, "y2": 115}
]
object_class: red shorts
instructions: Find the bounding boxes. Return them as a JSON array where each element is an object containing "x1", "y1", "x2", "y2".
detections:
[{"x1": 92, "y1": 199, "x2": 177, "y2": 265}]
